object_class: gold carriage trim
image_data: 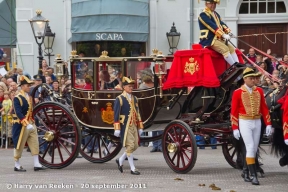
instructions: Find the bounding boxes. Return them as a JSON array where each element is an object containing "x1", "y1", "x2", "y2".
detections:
[
  {"x1": 114, "y1": 122, "x2": 120, "y2": 130},
  {"x1": 101, "y1": 102, "x2": 114, "y2": 124},
  {"x1": 184, "y1": 57, "x2": 200, "y2": 75}
]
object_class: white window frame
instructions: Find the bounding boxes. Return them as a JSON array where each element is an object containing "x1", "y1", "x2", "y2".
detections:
[{"x1": 239, "y1": 0, "x2": 287, "y2": 14}]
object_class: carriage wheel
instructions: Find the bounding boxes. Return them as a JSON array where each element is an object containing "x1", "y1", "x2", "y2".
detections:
[
  {"x1": 162, "y1": 120, "x2": 197, "y2": 174},
  {"x1": 79, "y1": 128, "x2": 122, "y2": 163},
  {"x1": 33, "y1": 101, "x2": 81, "y2": 169},
  {"x1": 31, "y1": 84, "x2": 54, "y2": 107},
  {"x1": 222, "y1": 142, "x2": 239, "y2": 169}
]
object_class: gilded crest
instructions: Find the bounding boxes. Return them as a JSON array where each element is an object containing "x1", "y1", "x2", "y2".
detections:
[
  {"x1": 184, "y1": 57, "x2": 199, "y2": 75},
  {"x1": 82, "y1": 107, "x2": 88, "y2": 113},
  {"x1": 101, "y1": 102, "x2": 114, "y2": 124}
]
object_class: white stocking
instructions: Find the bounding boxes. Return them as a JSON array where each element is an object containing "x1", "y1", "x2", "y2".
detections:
[
  {"x1": 231, "y1": 52, "x2": 239, "y2": 63},
  {"x1": 15, "y1": 160, "x2": 20, "y2": 169},
  {"x1": 33, "y1": 155, "x2": 42, "y2": 167},
  {"x1": 119, "y1": 152, "x2": 126, "y2": 166},
  {"x1": 224, "y1": 53, "x2": 235, "y2": 65},
  {"x1": 105, "y1": 142, "x2": 113, "y2": 153},
  {"x1": 127, "y1": 153, "x2": 136, "y2": 171}
]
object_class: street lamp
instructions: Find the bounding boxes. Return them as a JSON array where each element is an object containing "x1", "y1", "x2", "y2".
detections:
[
  {"x1": 166, "y1": 22, "x2": 181, "y2": 55},
  {"x1": 29, "y1": 10, "x2": 49, "y2": 75},
  {"x1": 44, "y1": 24, "x2": 56, "y2": 66}
]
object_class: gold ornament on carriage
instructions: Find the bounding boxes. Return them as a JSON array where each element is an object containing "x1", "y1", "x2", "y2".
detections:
[
  {"x1": 184, "y1": 57, "x2": 200, "y2": 75},
  {"x1": 82, "y1": 107, "x2": 88, "y2": 113},
  {"x1": 100, "y1": 51, "x2": 109, "y2": 58},
  {"x1": 101, "y1": 102, "x2": 114, "y2": 124}
]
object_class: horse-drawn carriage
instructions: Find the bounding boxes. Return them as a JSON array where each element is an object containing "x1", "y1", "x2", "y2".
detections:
[{"x1": 31, "y1": 45, "x2": 248, "y2": 173}]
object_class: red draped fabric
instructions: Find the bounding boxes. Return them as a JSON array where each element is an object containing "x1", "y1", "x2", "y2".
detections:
[{"x1": 163, "y1": 45, "x2": 244, "y2": 90}]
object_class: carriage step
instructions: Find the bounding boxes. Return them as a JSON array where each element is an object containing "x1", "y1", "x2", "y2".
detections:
[{"x1": 201, "y1": 96, "x2": 215, "y2": 99}]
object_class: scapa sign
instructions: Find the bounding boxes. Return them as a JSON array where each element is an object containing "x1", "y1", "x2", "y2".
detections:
[{"x1": 96, "y1": 33, "x2": 124, "y2": 41}]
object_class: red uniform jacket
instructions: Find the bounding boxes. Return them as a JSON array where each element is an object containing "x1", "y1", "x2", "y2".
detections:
[
  {"x1": 230, "y1": 85, "x2": 271, "y2": 130},
  {"x1": 279, "y1": 95, "x2": 288, "y2": 140}
]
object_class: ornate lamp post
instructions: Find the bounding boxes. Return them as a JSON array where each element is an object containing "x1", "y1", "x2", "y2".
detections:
[
  {"x1": 166, "y1": 22, "x2": 181, "y2": 55},
  {"x1": 54, "y1": 54, "x2": 66, "y2": 97},
  {"x1": 29, "y1": 10, "x2": 49, "y2": 75},
  {"x1": 44, "y1": 24, "x2": 55, "y2": 66}
]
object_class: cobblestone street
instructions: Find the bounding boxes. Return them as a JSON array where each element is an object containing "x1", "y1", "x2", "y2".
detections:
[{"x1": 0, "y1": 145, "x2": 287, "y2": 192}]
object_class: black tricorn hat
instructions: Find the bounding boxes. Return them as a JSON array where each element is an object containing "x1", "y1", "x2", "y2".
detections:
[
  {"x1": 122, "y1": 76, "x2": 135, "y2": 86},
  {"x1": 18, "y1": 75, "x2": 34, "y2": 86}
]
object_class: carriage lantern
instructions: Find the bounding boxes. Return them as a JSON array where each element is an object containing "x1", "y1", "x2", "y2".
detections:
[
  {"x1": 154, "y1": 51, "x2": 166, "y2": 98},
  {"x1": 54, "y1": 54, "x2": 66, "y2": 96}
]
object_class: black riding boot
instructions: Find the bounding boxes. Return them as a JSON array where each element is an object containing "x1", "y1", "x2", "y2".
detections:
[
  {"x1": 241, "y1": 161, "x2": 252, "y2": 182},
  {"x1": 255, "y1": 157, "x2": 265, "y2": 178},
  {"x1": 248, "y1": 164, "x2": 260, "y2": 185},
  {"x1": 279, "y1": 154, "x2": 288, "y2": 167}
]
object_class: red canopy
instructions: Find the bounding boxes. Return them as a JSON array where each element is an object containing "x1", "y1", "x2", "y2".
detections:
[{"x1": 163, "y1": 45, "x2": 244, "y2": 90}]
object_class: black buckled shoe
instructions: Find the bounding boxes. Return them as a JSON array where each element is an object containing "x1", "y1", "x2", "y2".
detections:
[
  {"x1": 116, "y1": 159, "x2": 123, "y2": 173},
  {"x1": 14, "y1": 166, "x2": 26, "y2": 172},
  {"x1": 34, "y1": 166, "x2": 47, "y2": 171},
  {"x1": 131, "y1": 169, "x2": 140, "y2": 175}
]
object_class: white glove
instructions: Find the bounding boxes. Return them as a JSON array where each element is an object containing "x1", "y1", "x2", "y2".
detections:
[
  {"x1": 265, "y1": 125, "x2": 272, "y2": 136},
  {"x1": 114, "y1": 130, "x2": 120, "y2": 137},
  {"x1": 138, "y1": 129, "x2": 143, "y2": 136},
  {"x1": 228, "y1": 32, "x2": 234, "y2": 38},
  {"x1": 27, "y1": 124, "x2": 33, "y2": 130},
  {"x1": 222, "y1": 34, "x2": 231, "y2": 41},
  {"x1": 285, "y1": 139, "x2": 288, "y2": 145},
  {"x1": 233, "y1": 130, "x2": 240, "y2": 140}
]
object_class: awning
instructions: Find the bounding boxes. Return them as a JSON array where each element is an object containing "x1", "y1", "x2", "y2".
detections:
[
  {"x1": 0, "y1": 0, "x2": 16, "y2": 47},
  {"x1": 71, "y1": 0, "x2": 149, "y2": 42}
]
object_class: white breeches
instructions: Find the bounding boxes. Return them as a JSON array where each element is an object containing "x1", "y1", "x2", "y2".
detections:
[{"x1": 239, "y1": 119, "x2": 261, "y2": 158}]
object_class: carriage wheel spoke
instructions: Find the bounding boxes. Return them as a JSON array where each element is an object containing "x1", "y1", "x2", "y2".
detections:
[
  {"x1": 41, "y1": 141, "x2": 52, "y2": 159},
  {"x1": 171, "y1": 152, "x2": 177, "y2": 163},
  {"x1": 43, "y1": 110, "x2": 52, "y2": 127},
  {"x1": 173, "y1": 127, "x2": 179, "y2": 142},
  {"x1": 180, "y1": 153, "x2": 186, "y2": 167},
  {"x1": 100, "y1": 136, "x2": 110, "y2": 155},
  {"x1": 57, "y1": 140, "x2": 71, "y2": 156},
  {"x1": 176, "y1": 153, "x2": 180, "y2": 167},
  {"x1": 167, "y1": 132, "x2": 176, "y2": 143},
  {"x1": 90, "y1": 135, "x2": 98, "y2": 157},
  {"x1": 59, "y1": 137, "x2": 75, "y2": 146},
  {"x1": 97, "y1": 135, "x2": 102, "y2": 159},
  {"x1": 55, "y1": 113, "x2": 64, "y2": 130},
  {"x1": 56, "y1": 140, "x2": 64, "y2": 163},
  {"x1": 52, "y1": 108, "x2": 56, "y2": 129},
  {"x1": 35, "y1": 115, "x2": 50, "y2": 131},
  {"x1": 182, "y1": 150, "x2": 190, "y2": 162},
  {"x1": 82, "y1": 134, "x2": 94, "y2": 151},
  {"x1": 182, "y1": 147, "x2": 192, "y2": 153},
  {"x1": 228, "y1": 146, "x2": 233, "y2": 151},
  {"x1": 230, "y1": 148, "x2": 236, "y2": 159},
  {"x1": 51, "y1": 141, "x2": 55, "y2": 164},
  {"x1": 60, "y1": 131, "x2": 76, "y2": 135},
  {"x1": 180, "y1": 132, "x2": 188, "y2": 144},
  {"x1": 58, "y1": 121, "x2": 70, "y2": 131}
]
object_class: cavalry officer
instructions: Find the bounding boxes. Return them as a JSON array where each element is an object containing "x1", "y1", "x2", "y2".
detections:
[
  {"x1": 12, "y1": 75, "x2": 46, "y2": 172},
  {"x1": 198, "y1": 0, "x2": 239, "y2": 66},
  {"x1": 231, "y1": 68, "x2": 272, "y2": 185},
  {"x1": 114, "y1": 76, "x2": 143, "y2": 175}
]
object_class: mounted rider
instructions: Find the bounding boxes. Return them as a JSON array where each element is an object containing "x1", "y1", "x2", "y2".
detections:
[{"x1": 198, "y1": 0, "x2": 240, "y2": 66}]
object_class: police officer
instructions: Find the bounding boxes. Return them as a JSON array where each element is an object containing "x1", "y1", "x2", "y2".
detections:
[{"x1": 12, "y1": 75, "x2": 46, "y2": 172}]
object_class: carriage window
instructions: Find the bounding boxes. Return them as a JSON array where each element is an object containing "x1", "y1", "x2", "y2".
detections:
[
  {"x1": 125, "y1": 61, "x2": 153, "y2": 89},
  {"x1": 97, "y1": 62, "x2": 123, "y2": 90},
  {"x1": 73, "y1": 60, "x2": 94, "y2": 90}
]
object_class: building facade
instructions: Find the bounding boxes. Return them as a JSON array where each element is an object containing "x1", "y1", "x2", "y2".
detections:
[{"x1": 15, "y1": 0, "x2": 288, "y2": 75}]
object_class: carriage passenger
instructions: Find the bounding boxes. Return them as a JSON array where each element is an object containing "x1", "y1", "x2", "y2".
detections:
[
  {"x1": 231, "y1": 67, "x2": 272, "y2": 185},
  {"x1": 99, "y1": 70, "x2": 119, "y2": 90}
]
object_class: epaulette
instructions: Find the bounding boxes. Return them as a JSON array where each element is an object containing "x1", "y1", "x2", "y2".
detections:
[
  {"x1": 116, "y1": 95, "x2": 123, "y2": 107},
  {"x1": 15, "y1": 95, "x2": 23, "y2": 106}
]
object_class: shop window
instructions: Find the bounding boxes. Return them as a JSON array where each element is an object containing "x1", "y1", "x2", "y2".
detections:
[{"x1": 239, "y1": 0, "x2": 286, "y2": 14}]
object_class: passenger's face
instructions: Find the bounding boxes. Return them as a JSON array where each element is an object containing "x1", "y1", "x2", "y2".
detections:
[{"x1": 249, "y1": 49, "x2": 255, "y2": 56}]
